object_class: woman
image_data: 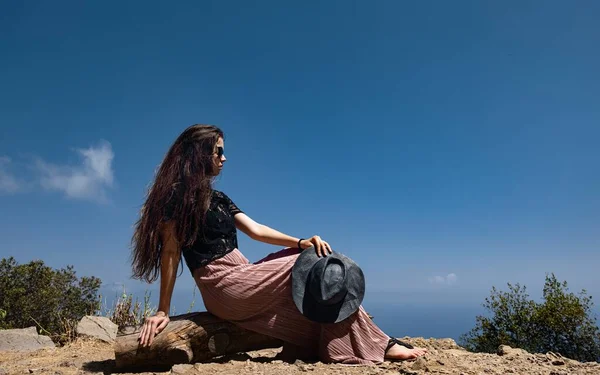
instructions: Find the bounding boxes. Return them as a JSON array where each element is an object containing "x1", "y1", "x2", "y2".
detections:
[{"x1": 131, "y1": 124, "x2": 427, "y2": 364}]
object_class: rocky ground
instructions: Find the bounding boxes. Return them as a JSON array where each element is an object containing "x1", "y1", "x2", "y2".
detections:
[{"x1": 1, "y1": 337, "x2": 599, "y2": 375}]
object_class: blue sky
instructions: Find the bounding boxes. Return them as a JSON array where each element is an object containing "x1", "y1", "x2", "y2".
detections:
[{"x1": 1, "y1": 1, "x2": 599, "y2": 323}]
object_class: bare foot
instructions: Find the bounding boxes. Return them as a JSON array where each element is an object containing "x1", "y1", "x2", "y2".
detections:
[{"x1": 384, "y1": 343, "x2": 428, "y2": 361}]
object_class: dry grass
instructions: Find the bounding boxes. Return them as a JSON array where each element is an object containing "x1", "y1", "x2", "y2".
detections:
[{"x1": 104, "y1": 290, "x2": 156, "y2": 331}]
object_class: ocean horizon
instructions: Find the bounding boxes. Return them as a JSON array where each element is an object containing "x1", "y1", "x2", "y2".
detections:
[{"x1": 359, "y1": 303, "x2": 482, "y2": 342}]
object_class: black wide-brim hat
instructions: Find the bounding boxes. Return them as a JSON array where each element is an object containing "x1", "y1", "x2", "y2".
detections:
[{"x1": 291, "y1": 247, "x2": 365, "y2": 324}]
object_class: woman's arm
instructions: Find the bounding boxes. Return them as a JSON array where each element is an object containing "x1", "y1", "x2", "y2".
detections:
[
  {"x1": 234, "y1": 213, "x2": 333, "y2": 257},
  {"x1": 157, "y1": 220, "x2": 181, "y2": 314},
  {"x1": 139, "y1": 220, "x2": 180, "y2": 347}
]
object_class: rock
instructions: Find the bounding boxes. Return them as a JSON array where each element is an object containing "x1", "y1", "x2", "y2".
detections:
[
  {"x1": 546, "y1": 352, "x2": 566, "y2": 366},
  {"x1": 171, "y1": 364, "x2": 194, "y2": 374},
  {"x1": 76, "y1": 316, "x2": 117, "y2": 343},
  {"x1": 0, "y1": 368, "x2": 7, "y2": 375},
  {"x1": 411, "y1": 357, "x2": 429, "y2": 371},
  {"x1": 435, "y1": 338, "x2": 461, "y2": 350},
  {"x1": 298, "y1": 364, "x2": 314, "y2": 371},
  {"x1": 497, "y1": 345, "x2": 528, "y2": 357},
  {"x1": 0, "y1": 326, "x2": 55, "y2": 352}
]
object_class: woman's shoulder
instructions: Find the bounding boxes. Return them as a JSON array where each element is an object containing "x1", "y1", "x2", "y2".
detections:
[
  {"x1": 212, "y1": 189, "x2": 240, "y2": 206},
  {"x1": 212, "y1": 189, "x2": 231, "y2": 201}
]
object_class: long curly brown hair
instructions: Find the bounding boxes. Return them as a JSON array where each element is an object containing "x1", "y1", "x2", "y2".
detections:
[{"x1": 130, "y1": 124, "x2": 224, "y2": 283}]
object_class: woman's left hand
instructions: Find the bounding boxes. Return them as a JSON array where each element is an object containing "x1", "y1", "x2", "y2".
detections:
[{"x1": 300, "y1": 235, "x2": 333, "y2": 257}]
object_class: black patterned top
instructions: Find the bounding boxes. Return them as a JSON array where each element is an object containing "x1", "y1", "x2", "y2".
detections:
[{"x1": 166, "y1": 190, "x2": 243, "y2": 273}]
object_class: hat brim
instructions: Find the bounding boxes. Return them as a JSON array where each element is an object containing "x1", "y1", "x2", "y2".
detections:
[{"x1": 291, "y1": 247, "x2": 365, "y2": 324}]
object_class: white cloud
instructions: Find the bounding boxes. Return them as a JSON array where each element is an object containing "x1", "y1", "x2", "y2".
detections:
[
  {"x1": 102, "y1": 281, "x2": 127, "y2": 294},
  {"x1": 446, "y1": 273, "x2": 457, "y2": 284},
  {"x1": 35, "y1": 140, "x2": 115, "y2": 203},
  {"x1": 0, "y1": 157, "x2": 21, "y2": 193},
  {"x1": 429, "y1": 273, "x2": 458, "y2": 286}
]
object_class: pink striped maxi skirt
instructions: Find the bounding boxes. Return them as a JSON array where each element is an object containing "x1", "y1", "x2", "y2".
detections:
[{"x1": 193, "y1": 247, "x2": 389, "y2": 365}]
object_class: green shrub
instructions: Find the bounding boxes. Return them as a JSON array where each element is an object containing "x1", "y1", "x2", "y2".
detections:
[
  {"x1": 0, "y1": 257, "x2": 101, "y2": 344},
  {"x1": 460, "y1": 273, "x2": 600, "y2": 362}
]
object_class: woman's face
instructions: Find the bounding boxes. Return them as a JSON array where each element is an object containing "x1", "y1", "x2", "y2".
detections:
[{"x1": 212, "y1": 137, "x2": 226, "y2": 176}]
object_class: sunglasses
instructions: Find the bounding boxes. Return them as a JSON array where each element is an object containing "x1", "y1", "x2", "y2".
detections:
[{"x1": 216, "y1": 146, "x2": 224, "y2": 158}]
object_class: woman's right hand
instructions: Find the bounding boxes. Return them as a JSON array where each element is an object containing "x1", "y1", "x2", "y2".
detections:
[
  {"x1": 138, "y1": 312, "x2": 170, "y2": 347},
  {"x1": 300, "y1": 235, "x2": 333, "y2": 257}
]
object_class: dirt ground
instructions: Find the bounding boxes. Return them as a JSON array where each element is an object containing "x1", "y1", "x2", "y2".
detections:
[{"x1": 1, "y1": 337, "x2": 599, "y2": 375}]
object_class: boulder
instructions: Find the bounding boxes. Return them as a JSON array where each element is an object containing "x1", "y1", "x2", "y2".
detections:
[
  {"x1": 0, "y1": 326, "x2": 55, "y2": 352},
  {"x1": 76, "y1": 316, "x2": 118, "y2": 343}
]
